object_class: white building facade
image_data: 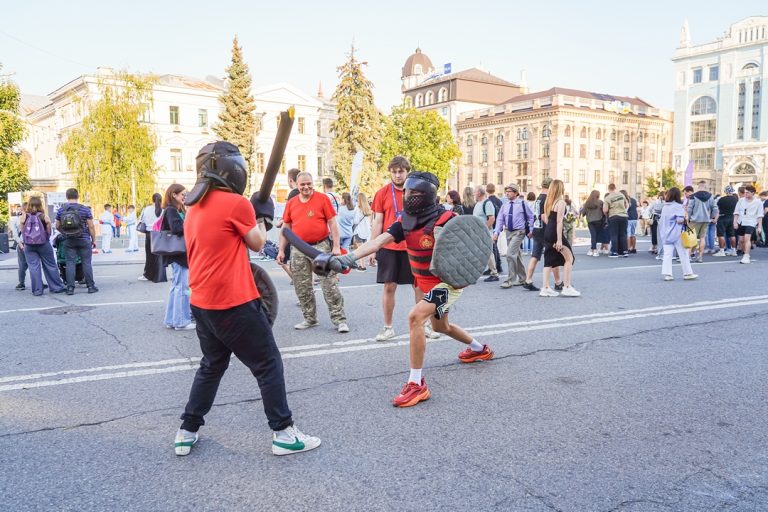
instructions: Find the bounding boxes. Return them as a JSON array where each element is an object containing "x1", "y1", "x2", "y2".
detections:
[{"x1": 673, "y1": 16, "x2": 768, "y2": 190}]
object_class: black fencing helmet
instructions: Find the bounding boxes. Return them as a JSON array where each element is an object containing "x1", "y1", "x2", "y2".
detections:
[
  {"x1": 185, "y1": 141, "x2": 248, "y2": 206},
  {"x1": 403, "y1": 171, "x2": 439, "y2": 215}
]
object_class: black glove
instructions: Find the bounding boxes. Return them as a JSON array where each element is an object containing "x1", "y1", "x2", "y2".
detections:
[{"x1": 249, "y1": 193, "x2": 275, "y2": 231}]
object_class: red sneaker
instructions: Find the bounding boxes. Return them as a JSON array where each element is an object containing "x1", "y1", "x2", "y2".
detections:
[
  {"x1": 392, "y1": 378, "x2": 431, "y2": 407},
  {"x1": 458, "y1": 344, "x2": 494, "y2": 363}
]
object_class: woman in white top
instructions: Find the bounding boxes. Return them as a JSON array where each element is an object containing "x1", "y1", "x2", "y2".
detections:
[
  {"x1": 352, "y1": 192, "x2": 372, "y2": 271},
  {"x1": 138, "y1": 193, "x2": 167, "y2": 282}
]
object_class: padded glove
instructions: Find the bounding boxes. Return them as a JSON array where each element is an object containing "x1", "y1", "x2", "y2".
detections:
[{"x1": 249, "y1": 193, "x2": 275, "y2": 231}]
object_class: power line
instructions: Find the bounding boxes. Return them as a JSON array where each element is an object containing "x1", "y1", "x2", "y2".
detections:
[{"x1": 0, "y1": 28, "x2": 94, "y2": 69}]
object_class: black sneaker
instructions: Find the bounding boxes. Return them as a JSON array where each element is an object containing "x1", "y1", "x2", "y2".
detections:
[
  {"x1": 484, "y1": 275, "x2": 500, "y2": 282},
  {"x1": 65, "y1": 287, "x2": 75, "y2": 296},
  {"x1": 554, "y1": 282, "x2": 564, "y2": 291},
  {"x1": 522, "y1": 282, "x2": 540, "y2": 292},
  {"x1": 622, "y1": 253, "x2": 629, "y2": 258},
  {"x1": 608, "y1": 253, "x2": 619, "y2": 258},
  {"x1": 482, "y1": 269, "x2": 491, "y2": 276},
  {"x1": 87, "y1": 286, "x2": 99, "y2": 294},
  {"x1": 15, "y1": 283, "x2": 25, "y2": 291},
  {"x1": 628, "y1": 249, "x2": 637, "y2": 254}
]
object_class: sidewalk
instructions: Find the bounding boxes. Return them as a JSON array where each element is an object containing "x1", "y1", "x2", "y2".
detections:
[{"x1": 0, "y1": 235, "x2": 147, "y2": 269}]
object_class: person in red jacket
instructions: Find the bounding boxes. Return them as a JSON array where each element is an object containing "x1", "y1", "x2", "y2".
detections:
[{"x1": 331, "y1": 171, "x2": 494, "y2": 408}]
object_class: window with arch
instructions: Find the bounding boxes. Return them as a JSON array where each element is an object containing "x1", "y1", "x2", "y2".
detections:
[
  {"x1": 623, "y1": 132, "x2": 630, "y2": 143},
  {"x1": 564, "y1": 125, "x2": 571, "y2": 137},
  {"x1": 496, "y1": 133, "x2": 504, "y2": 145},
  {"x1": 521, "y1": 127, "x2": 528, "y2": 140},
  {"x1": 425, "y1": 90, "x2": 434, "y2": 105},
  {"x1": 610, "y1": 130, "x2": 616, "y2": 141},
  {"x1": 691, "y1": 96, "x2": 716, "y2": 115},
  {"x1": 415, "y1": 94, "x2": 423, "y2": 107},
  {"x1": 743, "y1": 63, "x2": 758, "y2": 70},
  {"x1": 438, "y1": 88, "x2": 448, "y2": 102},
  {"x1": 638, "y1": 132, "x2": 644, "y2": 143},
  {"x1": 580, "y1": 127, "x2": 587, "y2": 138},
  {"x1": 596, "y1": 128, "x2": 602, "y2": 139},
  {"x1": 466, "y1": 136, "x2": 473, "y2": 147},
  {"x1": 542, "y1": 125, "x2": 551, "y2": 138},
  {"x1": 481, "y1": 135, "x2": 488, "y2": 145}
]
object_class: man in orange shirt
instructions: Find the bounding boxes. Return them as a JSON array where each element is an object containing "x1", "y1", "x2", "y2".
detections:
[
  {"x1": 370, "y1": 156, "x2": 440, "y2": 341},
  {"x1": 174, "y1": 142, "x2": 320, "y2": 457},
  {"x1": 278, "y1": 171, "x2": 348, "y2": 332}
]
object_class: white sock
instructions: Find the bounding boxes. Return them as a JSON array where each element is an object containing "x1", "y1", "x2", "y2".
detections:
[
  {"x1": 468, "y1": 339, "x2": 484, "y2": 352},
  {"x1": 408, "y1": 368, "x2": 422, "y2": 384}
]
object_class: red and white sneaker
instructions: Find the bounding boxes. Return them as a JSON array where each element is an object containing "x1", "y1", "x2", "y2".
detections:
[
  {"x1": 458, "y1": 344, "x2": 494, "y2": 363},
  {"x1": 392, "y1": 378, "x2": 431, "y2": 408}
]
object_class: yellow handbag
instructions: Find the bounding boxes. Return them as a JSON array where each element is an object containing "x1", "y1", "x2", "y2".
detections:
[{"x1": 680, "y1": 224, "x2": 698, "y2": 249}]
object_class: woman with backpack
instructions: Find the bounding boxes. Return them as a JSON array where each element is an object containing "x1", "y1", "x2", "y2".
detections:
[
  {"x1": 161, "y1": 184, "x2": 195, "y2": 330},
  {"x1": 139, "y1": 193, "x2": 167, "y2": 283},
  {"x1": 20, "y1": 196, "x2": 65, "y2": 296}
]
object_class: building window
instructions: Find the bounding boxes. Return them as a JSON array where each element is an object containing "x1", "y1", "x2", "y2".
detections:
[
  {"x1": 298, "y1": 154, "x2": 306, "y2": 171},
  {"x1": 522, "y1": 143, "x2": 528, "y2": 159},
  {"x1": 481, "y1": 173, "x2": 488, "y2": 185},
  {"x1": 563, "y1": 169, "x2": 571, "y2": 183},
  {"x1": 481, "y1": 135, "x2": 488, "y2": 145},
  {"x1": 425, "y1": 90, "x2": 434, "y2": 105},
  {"x1": 609, "y1": 170, "x2": 616, "y2": 184},
  {"x1": 690, "y1": 119, "x2": 717, "y2": 143},
  {"x1": 610, "y1": 147, "x2": 616, "y2": 160},
  {"x1": 691, "y1": 96, "x2": 717, "y2": 115},
  {"x1": 517, "y1": 163, "x2": 529, "y2": 176},
  {"x1": 693, "y1": 68, "x2": 702, "y2": 83},
  {"x1": 521, "y1": 127, "x2": 528, "y2": 140},
  {"x1": 579, "y1": 144, "x2": 587, "y2": 159},
  {"x1": 465, "y1": 152, "x2": 473, "y2": 165},
  {"x1": 298, "y1": 117, "x2": 305, "y2": 134},
  {"x1": 496, "y1": 133, "x2": 504, "y2": 145},
  {"x1": 317, "y1": 120, "x2": 322, "y2": 136},
  {"x1": 198, "y1": 109, "x2": 208, "y2": 128},
  {"x1": 497, "y1": 172, "x2": 504, "y2": 185},
  {"x1": 564, "y1": 143, "x2": 571, "y2": 157},
  {"x1": 496, "y1": 148, "x2": 504, "y2": 161},
  {"x1": 580, "y1": 127, "x2": 587, "y2": 138},
  {"x1": 610, "y1": 130, "x2": 616, "y2": 141},
  {"x1": 542, "y1": 125, "x2": 551, "y2": 138},
  {"x1": 466, "y1": 136, "x2": 473, "y2": 146},
  {"x1": 691, "y1": 148, "x2": 714, "y2": 169},
  {"x1": 636, "y1": 172, "x2": 643, "y2": 185},
  {"x1": 542, "y1": 143, "x2": 550, "y2": 158},
  {"x1": 564, "y1": 126, "x2": 571, "y2": 137},
  {"x1": 170, "y1": 149, "x2": 182, "y2": 172},
  {"x1": 650, "y1": 150, "x2": 656, "y2": 161},
  {"x1": 709, "y1": 65, "x2": 719, "y2": 81},
  {"x1": 541, "y1": 168, "x2": 550, "y2": 179},
  {"x1": 415, "y1": 94, "x2": 423, "y2": 107},
  {"x1": 256, "y1": 152, "x2": 265, "y2": 173},
  {"x1": 623, "y1": 148, "x2": 630, "y2": 161},
  {"x1": 140, "y1": 104, "x2": 151, "y2": 123},
  {"x1": 441, "y1": 107, "x2": 448, "y2": 115},
  {"x1": 317, "y1": 157, "x2": 324, "y2": 175},
  {"x1": 638, "y1": 132, "x2": 644, "y2": 143},
  {"x1": 623, "y1": 132, "x2": 630, "y2": 143},
  {"x1": 752, "y1": 80, "x2": 761, "y2": 139},
  {"x1": 578, "y1": 170, "x2": 586, "y2": 185},
  {"x1": 596, "y1": 128, "x2": 602, "y2": 139},
  {"x1": 438, "y1": 88, "x2": 448, "y2": 102},
  {"x1": 737, "y1": 82, "x2": 746, "y2": 140},
  {"x1": 481, "y1": 149, "x2": 488, "y2": 163},
  {"x1": 622, "y1": 171, "x2": 629, "y2": 184},
  {"x1": 594, "y1": 170, "x2": 601, "y2": 183},
  {"x1": 637, "y1": 149, "x2": 643, "y2": 161},
  {"x1": 651, "y1": 134, "x2": 656, "y2": 143},
  {"x1": 595, "y1": 148, "x2": 602, "y2": 159},
  {"x1": 169, "y1": 106, "x2": 179, "y2": 125}
]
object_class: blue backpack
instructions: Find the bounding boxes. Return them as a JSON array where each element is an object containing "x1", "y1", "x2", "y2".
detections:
[{"x1": 23, "y1": 213, "x2": 48, "y2": 245}]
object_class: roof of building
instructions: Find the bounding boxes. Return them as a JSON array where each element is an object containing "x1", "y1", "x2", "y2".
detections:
[
  {"x1": 500, "y1": 87, "x2": 654, "y2": 108},
  {"x1": 402, "y1": 48, "x2": 434, "y2": 78},
  {"x1": 155, "y1": 74, "x2": 222, "y2": 92},
  {"x1": 20, "y1": 94, "x2": 51, "y2": 116},
  {"x1": 420, "y1": 67, "x2": 520, "y2": 88}
]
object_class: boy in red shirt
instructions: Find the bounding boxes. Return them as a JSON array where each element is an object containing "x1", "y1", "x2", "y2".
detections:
[
  {"x1": 174, "y1": 141, "x2": 320, "y2": 456},
  {"x1": 332, "y1": 171, "x2": 493, "y2": 407}
]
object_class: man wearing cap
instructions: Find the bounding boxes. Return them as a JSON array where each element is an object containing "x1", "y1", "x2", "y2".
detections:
[
  {"x1": 174, "y1": 141, "x2": 321, "y2": 457},
  {"x1": 493, "y1": 184, "x2": 533, "y2": 288},
  {"x1": 714, "y1": 185, "x2": 738, "y2": 257}
]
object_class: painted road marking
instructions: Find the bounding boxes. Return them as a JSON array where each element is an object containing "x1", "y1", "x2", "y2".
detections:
[
  {"x1": 2, "y1": 295, "x2": 766, "y2": 393},
  {"x1": 0, "y1": 300, "x2": 163, "y2": 315}
]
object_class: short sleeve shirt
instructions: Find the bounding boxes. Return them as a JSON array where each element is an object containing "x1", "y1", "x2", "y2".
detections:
[
  {"x1": 372, "y1": 183, "x2": 406, "y2": 251},
  {"x1": 185, "y1": 189, "x2": 260, "y2": 310},
  {"x1": 605, "y1": 192, "x2": 628, "y2": 218},
  {"x1": 627, "y1": 198, "x2": 638, "y2": 220},
  {"x1": 56, "y1": 203, "x2": 93, "y2": 239},
  {"x1": 283, "y1": 192, "x2": 336, "y2": 244}
]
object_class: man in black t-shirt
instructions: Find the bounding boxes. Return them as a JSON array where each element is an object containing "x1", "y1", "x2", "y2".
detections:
[
  {"x1": 522, "y1": 178, "x2": 560, "y2": 291},
  {"x1": 714, "y1": 185, "x2": 738, "y2": 256}
]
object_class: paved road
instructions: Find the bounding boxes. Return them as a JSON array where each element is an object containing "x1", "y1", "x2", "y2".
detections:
[{"x1": 1, "y1": 239, "x2": 767, "y2": 511}]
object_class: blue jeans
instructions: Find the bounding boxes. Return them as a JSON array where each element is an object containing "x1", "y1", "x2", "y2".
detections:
[
  {"x1": 17, "y1": 245, "x2": 28, "y2": 285},
  {"x1": 339, "y1": 236, "x2": 353, "y2": 250},
  {"x1": 164, "y1": 262, "x2": 192, "y2": 328},
  {"x1": 63, "y1": 237, "x2": 95, "y2": 289},
  {"x1": 24, "y1": 243, "x2": 65, "y2": 295},
  {"x1": 522, "y1": 235, "x2": 532, "y2": 253},
  {"x1": 706, "y1": 223, "x2": 716, "y2": 251}
]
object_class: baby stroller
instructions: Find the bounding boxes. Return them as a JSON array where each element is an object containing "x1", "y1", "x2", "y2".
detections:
[{"x1": 53, "y1": 233, "x2": 85, "y2": 284}]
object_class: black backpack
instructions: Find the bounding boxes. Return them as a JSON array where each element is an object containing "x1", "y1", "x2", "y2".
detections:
[{"x1": 60, "y1": 204, "x2": 84, "y2": 238}]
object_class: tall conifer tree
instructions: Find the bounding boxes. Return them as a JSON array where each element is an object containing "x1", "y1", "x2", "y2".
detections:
[
  {"x1": 214, "y1": 36, "x2": 257, "y2": 194},
  {"x1": 330, "y1": 45, "x2": 383, "y2": 194}
]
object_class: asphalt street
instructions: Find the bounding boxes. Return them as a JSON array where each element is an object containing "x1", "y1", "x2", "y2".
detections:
[{"x1": 1, "y1": 235, "x2": 767, "y2": 511}]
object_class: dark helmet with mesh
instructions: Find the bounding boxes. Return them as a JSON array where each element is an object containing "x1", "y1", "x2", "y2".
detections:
[{"x1": 185, "y1": 141, "x2": 248, "y2": 205}]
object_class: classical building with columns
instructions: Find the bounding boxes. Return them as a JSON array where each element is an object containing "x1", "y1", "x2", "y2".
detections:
[
  {"x1": 673, "y1": 16, "x2": 768, "y2": 191},
  {"x1": 455, "y1": 88, "x2": 673, "y2": 201},
  {"x1": 20, "y1": 68, "x2": 334, "y2": 203}
]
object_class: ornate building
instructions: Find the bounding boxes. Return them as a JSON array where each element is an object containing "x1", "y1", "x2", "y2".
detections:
[
  {"x1": 673, "y1": 16, "x2": 768, "y2": 191},
  {"x1": 455, "y1": 88, "x2": 673, "y2": 201}
]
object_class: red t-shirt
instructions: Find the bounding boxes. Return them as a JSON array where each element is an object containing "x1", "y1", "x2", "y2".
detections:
[
  {"x1": 185, "y1": 189, "x2": 260, "y2": 309},
  {"x1": 372, "y1": 183, "x2": 406, "y2": 251},
  {"x1": 283, "y1": 192, "x2": 336, "y2": 244}
]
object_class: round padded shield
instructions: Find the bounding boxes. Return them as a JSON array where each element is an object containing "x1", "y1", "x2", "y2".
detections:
[
  {"x1": 250, "y1": 262, "x2": 279, "y2": 325},
  {"x1": 430, "y1": 215, "x2": 493, "y2": 288}
]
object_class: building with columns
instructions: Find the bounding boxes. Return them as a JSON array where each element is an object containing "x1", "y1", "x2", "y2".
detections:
[
  {"x1": 673, "y1": 16, "x2": 768, "y2": 191},
  {"x1": 20, "y1": 68, "x2": 334, "y2": 203},
  {"x1": 455, "y1": 88, "x2": 673, "y2": 202}
]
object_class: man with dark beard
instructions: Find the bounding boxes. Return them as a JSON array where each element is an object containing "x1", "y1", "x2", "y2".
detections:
[{"x1": 330, "y1": 171, "x2": 494, "y2": 407}]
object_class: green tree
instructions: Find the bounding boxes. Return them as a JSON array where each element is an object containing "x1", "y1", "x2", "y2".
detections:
[
  {"x1": 0, "y1": 67, "x2": 31, "y2": 228},
  {"x1": 59, "y1": 72, "x2": 157, "y2": 210},
  {"x1": 645, "y1": 167, "x2": 681, "y2": 197},
  {"x1": 214, "y1": 36, "x2": 257, "y2": 194},
  {"x1": 330, "y1": 45, "x2": 383, "y2": 194},
  {"x1": 379, "y1": 105, "x2": 461, "y2": 187}
]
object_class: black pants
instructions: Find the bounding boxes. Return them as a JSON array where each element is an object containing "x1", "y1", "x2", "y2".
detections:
[
  {"x1": 587, "y1": 221, "x2": 602, "y2": 249},
  {"x1": 63, "y1": 237, "x2": 95, "y2": 289},
  {"x1": 143, "y1": 234, "x2": 167, "y2": 282},
  {"x1": 609, "y1": 216, "x2": 628, "y2": 255},
  {"x1": 180, "y1": 299, "x2": 293, "y2": 432},
  {"x1": 492, "y1": 239, "x2": 502, "y2": 273},
  {"x1": 651, "y1": 218, "x2": 659, "y2": 246}
]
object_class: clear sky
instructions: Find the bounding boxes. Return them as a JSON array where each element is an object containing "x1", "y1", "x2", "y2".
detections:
[{"x1": 2, "y1": 1, "x2": 766, "y2": 112}]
